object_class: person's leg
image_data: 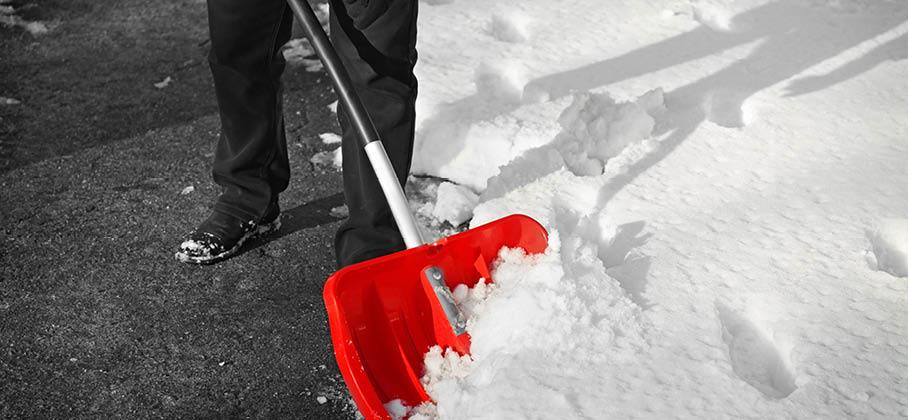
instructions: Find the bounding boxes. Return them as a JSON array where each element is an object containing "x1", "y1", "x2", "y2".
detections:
[
  {"x1": 208, "y1": 0, "x2": 293, "y2": 221},
  {"x1": 176, "y1": 0, "x2": 293, "y2": 264},
  {"x1": 330, "y1": 0, "x2": 419, "y2": 268}
]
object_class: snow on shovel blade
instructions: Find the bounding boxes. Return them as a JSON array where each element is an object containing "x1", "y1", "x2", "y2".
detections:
[{"x1": 323, "y1": 214, "x2": 548, "y2": 419}]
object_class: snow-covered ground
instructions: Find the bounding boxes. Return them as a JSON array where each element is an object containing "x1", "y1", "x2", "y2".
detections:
[{"x1": 395, "y1": 0, "x2": 908, "y2": 418}]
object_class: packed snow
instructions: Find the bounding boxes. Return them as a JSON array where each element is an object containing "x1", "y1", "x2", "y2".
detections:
[{"x1": 381, "y1": 0, "x2": 908, "y2": 418}]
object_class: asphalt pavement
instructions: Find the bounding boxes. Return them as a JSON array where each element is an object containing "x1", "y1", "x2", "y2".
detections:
[{"x1": 1, "y1": 0, "x2": 359, "y2": 417}]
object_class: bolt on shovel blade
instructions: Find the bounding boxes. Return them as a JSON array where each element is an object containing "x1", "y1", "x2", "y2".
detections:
[{"x1": 323, "y1": 214, "x2": 548, "y2": 419}]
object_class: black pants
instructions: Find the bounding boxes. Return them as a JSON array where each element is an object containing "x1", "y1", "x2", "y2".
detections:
[{"x1": 206, "y1": 0, "x2": 418, "y2": 267}]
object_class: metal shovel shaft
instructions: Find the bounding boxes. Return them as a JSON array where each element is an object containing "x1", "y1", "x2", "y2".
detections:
[{"x1": 287, "y1": 0, "x2": 425, "y2": 248}]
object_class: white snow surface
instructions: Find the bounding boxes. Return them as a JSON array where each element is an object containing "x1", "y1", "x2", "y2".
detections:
[{"x1": 405, "y1": 0, "x2": 908, "y2": 418}]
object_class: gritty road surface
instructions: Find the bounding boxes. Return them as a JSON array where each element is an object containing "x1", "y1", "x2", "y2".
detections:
[{"x1": 2, "y1": 0, "x2": 358, "y2": 418}]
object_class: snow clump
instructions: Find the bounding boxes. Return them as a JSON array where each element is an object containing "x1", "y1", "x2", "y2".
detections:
[
  {"x1": 432, "y1": 182, "x2": 479, "y2": 226},
  {"x1": 868, "y1": 218, "x2": 908, "y2": 277},
  {"x1": 482, "y1": 89, "x2": 664, "y2": 202}
]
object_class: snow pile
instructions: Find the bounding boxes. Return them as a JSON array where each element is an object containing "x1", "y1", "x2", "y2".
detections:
[
  {"x1": 869, "y1": 219, "x2": 908, "y2": 277},
  {"x1": 411, "y1": 91, "x2": 659, "y2": 417},
  {"x1": 371, "y1": 0, "x2": 908, "y2": 418},
  {"x1": 418, "y1": 238, "x2": 648, "y2": 419}
]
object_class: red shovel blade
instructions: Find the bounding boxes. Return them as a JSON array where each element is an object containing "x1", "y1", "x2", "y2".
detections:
[{"x1": 323, "y1": 214, "x2": 548, "y2": 419}]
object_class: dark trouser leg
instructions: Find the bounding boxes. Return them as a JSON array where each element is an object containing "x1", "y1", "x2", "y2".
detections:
[
  {"x1": 207, "y1": 0, "x2": 293, "y2": 222},
  {"x1": 331, "y1": 0, "x2": 419, "y2": 268}
]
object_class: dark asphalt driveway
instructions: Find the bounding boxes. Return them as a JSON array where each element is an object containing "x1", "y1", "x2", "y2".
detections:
[
  {"x1": 1, "y1": 114, "x2": 359, "y2": 419},
  {"x1": 1, "y1": 0, "x2": 359, "y2": 417}
]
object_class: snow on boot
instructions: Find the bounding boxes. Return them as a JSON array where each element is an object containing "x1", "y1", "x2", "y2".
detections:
[{"x1": 175, "y1": 204, "x2": 281, "y2": 265}]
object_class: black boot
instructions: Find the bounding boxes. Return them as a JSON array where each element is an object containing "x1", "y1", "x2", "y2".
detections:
[{"x1": 175, "y1": 202, "x2": 281, "y2": 265}]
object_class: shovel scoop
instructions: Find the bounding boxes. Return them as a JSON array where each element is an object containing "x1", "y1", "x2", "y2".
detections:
[{"x1": 288, "y1": 1, "x2": 549, "y2": 418}]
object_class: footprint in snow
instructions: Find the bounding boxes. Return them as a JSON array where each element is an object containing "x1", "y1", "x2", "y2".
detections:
[{"x1": 716, "y1": 302, "x2": 798, "y2": 399}]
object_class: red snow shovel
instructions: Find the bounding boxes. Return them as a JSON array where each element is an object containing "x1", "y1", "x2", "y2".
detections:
[{"x1": 289, "y1": 1, "x2": 548, "y2": 418}]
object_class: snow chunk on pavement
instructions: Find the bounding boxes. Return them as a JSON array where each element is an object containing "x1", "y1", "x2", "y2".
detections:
[
  {"x1": 432, "y1": 182, "x2": 479, "y2": 226},
  {"x1": 310, "y1": 147, "x2": 342, "y2": 169},
  {"x1": 319, "y1": 132, "x2": 341, "y2": 144},
  {"x1": 282, "y1": 38, "x2": 314, "y2": 62},
  {"x1": 154, "y1": 76, "x2": 173, "y2": 89},
  {"x1": 869, "y1": 219, "x2": 908, "y2": 277}
]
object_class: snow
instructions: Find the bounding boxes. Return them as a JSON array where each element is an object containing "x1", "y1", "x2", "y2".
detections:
[
  {"x1": 383, "y1": 399, "x2": 408, "y2": 419},
  {"x1": 431, "y1": 182, "x2": 478, "y2": 227},
  {"x1": 283, "y1": 38, "x2": 315, "y2": 63},
  {"x1": 310, "y1": 147, "x2": 342, "y2": 169},
  {"x1": 0, "y1": 5, "x2": 49, "y2": 36},
  {"x1": 397, "y1": 0, "x2": 908, "y2": 418},
  {"x1": 488, "y1": 12, "x2": 533, "y2": 44},
  {"x1": 154, "y1": 76, "x2": 173, "y2": 89},
  {"x1": 869, "y1": 219, "x2": 908, "y2": 278},
  {"x1": 320, "y1": 132, "x2": 342, "y2": 144},
  {"x1": 330, "y1": 205, "x2": 349, "y2": 219}
]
